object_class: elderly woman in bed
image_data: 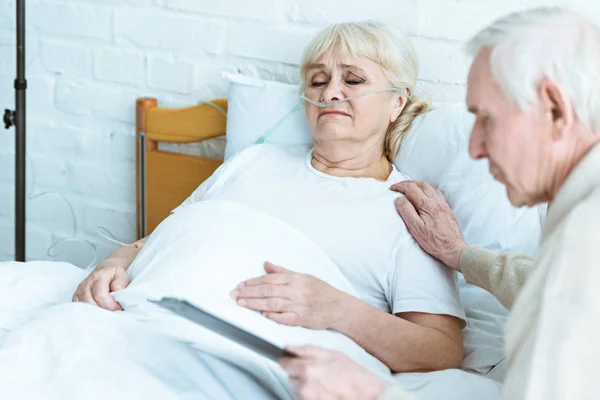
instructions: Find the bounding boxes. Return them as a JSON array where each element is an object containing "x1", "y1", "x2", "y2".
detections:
[{"x1": 73, "y1": 21, "x2": 466, "y2": 373}]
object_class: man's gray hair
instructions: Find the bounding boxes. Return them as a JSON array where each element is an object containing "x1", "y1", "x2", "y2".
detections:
[{"x1": 467, "y1": 7, "x2": 600, "y2": 133}]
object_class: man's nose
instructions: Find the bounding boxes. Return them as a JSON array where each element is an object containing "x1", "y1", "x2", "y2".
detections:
[{"x1": 468, "y1": 125, "x2": 487, "y2": 160}]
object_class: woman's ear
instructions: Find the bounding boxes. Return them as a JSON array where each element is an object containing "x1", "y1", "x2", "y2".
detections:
[{"x1": 390, "y1": 95, "x2": 407, "y2": 123}]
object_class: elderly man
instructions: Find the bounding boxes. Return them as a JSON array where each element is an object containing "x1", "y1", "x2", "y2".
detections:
[{"x1": 280, "y1": 7, "x2": 600, "y2": 400}]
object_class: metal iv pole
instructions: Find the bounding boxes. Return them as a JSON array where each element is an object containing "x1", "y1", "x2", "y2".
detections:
[{"x1": 3, "y1": 0, "x2": 26, "y2": 262}]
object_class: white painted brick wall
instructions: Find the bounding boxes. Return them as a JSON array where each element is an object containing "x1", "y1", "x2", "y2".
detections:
[
  {"x1": 114, "y1": 9, "x2": 227, "y2": 55},
  {"x1": 31, "y1": 3, "x2": 113, "y2": 41},
  {"x1": 0, "y1": 0, "x2": 599, "y2": 266},
  {"x1": 41, "y1": 40, "x2": 92, "y2": 77},
  {"x1": 93, "y1": 48, "x2": 146, "y2": 86},
  {"x1": 147, "y1": 56, "x2": 195, "y2": 93}
]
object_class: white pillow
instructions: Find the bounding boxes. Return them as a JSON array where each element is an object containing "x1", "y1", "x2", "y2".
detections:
[
  {"x1": 397, "y1": 103, "x2": 545, "y2": 379},
  {"x1": 224, "y1": 72, "x2": 545, "y2": 251},
  {"x1": 223, "y1": 73, "x2": 313, "y2": 160},
  {"x1": 397, "y1": 103, "x2": 546, "y2": 257},
  {"x1": 223, "y1": 73, "x2": 545, "y2": 377}
]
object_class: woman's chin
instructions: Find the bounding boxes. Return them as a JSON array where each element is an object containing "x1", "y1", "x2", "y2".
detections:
[
  {"x1": 314, "y1": 133, "x2": 343, "y2": 143},
  {"x1": 313, "y1": 126, "x2": 350, "y2": 142}
]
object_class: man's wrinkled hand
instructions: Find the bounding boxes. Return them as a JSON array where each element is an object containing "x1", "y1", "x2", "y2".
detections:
[
  {"x1": 280, "y1": 346, "x2": 386, "y2": 400},
  {"x1": 391, "y1": 180, "x2": 467, "y2": 271}
]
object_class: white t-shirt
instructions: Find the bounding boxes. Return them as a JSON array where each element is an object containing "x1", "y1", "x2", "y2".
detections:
[{"x1": 173, "y1": 144, "x2": 465, "y2": 320}]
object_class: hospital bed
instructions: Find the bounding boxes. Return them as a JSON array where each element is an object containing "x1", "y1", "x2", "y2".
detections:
[
  {"x1": 0, "y1": 74, "x2": 543, "y2": 399},
  {"x1": 135, "y1": 97, "x2": 228, "y2": 238},
  {"x1": 131, "y1": 74, "x2": 543, "y2": 399}
]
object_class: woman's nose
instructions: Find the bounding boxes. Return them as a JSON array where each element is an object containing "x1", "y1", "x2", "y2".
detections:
[{"x1": 321, "y1": 81, "x2": 344, "y2": 103}]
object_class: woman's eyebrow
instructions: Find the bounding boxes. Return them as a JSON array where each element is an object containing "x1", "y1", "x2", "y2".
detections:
[
  {"x1": 306, "y1": 64, "x2": 367, "y2": 75},
  {"x1": 306, "y1": 63, "x2": 325, "y2": 71},
  {"x1": 340, "y1": 64, "x2": 367, "y2": 74}
]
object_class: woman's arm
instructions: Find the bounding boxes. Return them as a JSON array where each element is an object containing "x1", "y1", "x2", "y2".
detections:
[
  {"x1": 100, "y1": 236, "x2": 149, "y2": 271},
  {"x1": 332, "y1": 293, "x2": 463, "y2": 373},
  {"x1": 233, "y1": 262, "x2": 463, "y2": 372},
  {"x1": 72, "y1": 235, "x2": 149, "y2": 310}
]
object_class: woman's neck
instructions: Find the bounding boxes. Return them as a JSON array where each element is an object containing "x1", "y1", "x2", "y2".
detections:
[{"x1": 312, "y1": 141, "x2": 392, "y2": 181}]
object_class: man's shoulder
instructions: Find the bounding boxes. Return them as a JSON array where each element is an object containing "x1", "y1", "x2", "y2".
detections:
[
  {"x1": 546, "y1": 187, "x2": 600, "y2": 283},
  {"x1": 565, "y1": 187, "x2": 600, "y2": 236},
  {"x1": 539, "y1": 191, "x2": 600, "y2": 308}
]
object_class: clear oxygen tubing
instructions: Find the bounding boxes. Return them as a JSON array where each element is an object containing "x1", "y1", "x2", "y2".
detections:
[
  {"x1": 96, "y1": 91, "x2": 407, "y2": 264},
  {"x1": 254, "y1": 87, "x2": 411, "y2": 145}
]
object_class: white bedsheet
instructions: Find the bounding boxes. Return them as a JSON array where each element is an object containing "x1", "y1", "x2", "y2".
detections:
[{"x1": 0, "y1": 200, "x2": 502, "y2": 399}]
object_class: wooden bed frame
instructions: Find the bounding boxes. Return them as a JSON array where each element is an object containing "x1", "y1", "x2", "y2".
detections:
[{"x1": 135, "y1": 97, "x2": 228, "y2": 240}]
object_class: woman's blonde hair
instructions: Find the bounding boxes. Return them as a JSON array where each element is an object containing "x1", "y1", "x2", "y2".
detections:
[{"x1": 299, "y1": 21, "x2": 430, "y2": 161}]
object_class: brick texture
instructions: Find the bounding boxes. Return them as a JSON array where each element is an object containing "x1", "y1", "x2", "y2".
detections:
[{"x1": 0, "y1": 0, "x2": 596, "y2": 264}]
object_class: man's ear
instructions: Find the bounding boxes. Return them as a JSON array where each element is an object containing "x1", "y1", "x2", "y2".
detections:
[
  {"x1": 390, "y1": 95, "x2": 407, "y2": 124},
  {"x1": 538, "y1": 78, "x2": 574, "y2": 142}
]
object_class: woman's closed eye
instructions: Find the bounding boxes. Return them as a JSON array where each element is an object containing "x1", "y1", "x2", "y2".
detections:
[
  {"x1": 345, "y1": 79, "x2": 363, "y2": 85},
  {"x1": 310, "y1": 79, "x2": 365, "y2": 88},
  {"x1": 345, "y1": 72, "x2": 366, "y2": 85}
]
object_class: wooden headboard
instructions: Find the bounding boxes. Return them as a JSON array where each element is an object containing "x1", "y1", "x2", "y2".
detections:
[{"x1": 135, "y1": 97, "x2": 227, "y2": 239}]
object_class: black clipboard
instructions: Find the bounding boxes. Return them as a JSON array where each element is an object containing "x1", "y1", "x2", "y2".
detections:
[{"x1": 149, "y1": 297, "x2": 297, "y2": 362}]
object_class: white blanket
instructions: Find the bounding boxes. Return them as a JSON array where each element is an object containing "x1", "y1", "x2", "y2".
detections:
[
  {"x1": 0, "y1": 200, "x2": 391, "y2": 399},
  {"x1": 119, "y1": 200, "x2": 393, "y2": 396},
  {"x1": 0, "y1": 200, "x2": 502, "y2": 399}
]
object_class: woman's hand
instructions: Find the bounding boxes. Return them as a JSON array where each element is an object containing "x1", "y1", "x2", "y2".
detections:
[
  {"x1": 72, "y1": 237, "x2": 146, "y2": 311},
  {"x1": 280, "y1": 346, "x2": 386, "y2": 400},
  {"x1": 231, "y1": 262, "x2": 346, "y2": 330},
  {"x1": 72, "y1": 260, "x2": 130, "y2": 311}
]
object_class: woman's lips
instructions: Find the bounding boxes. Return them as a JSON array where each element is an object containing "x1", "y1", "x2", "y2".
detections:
[{"x1": 319, "y1": 110, "x2": 350, "y2": 117}]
